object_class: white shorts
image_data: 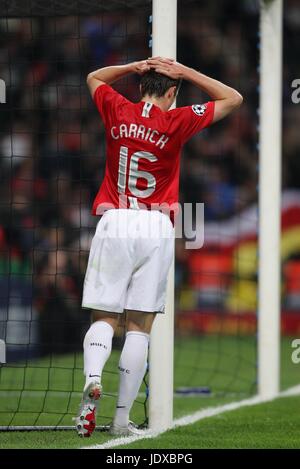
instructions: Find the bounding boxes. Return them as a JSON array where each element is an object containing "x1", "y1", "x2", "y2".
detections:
[{"x1": 82, "y1": 209, "x2": 174, "y2": 314}]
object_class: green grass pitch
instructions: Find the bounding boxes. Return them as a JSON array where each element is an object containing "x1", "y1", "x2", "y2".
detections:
[
  {"x1": 0, "y1": 335, "x2": 299, "y2": 449},
  {"x1": 120, "y1": 395, "x2": 300, "y2": 449}
]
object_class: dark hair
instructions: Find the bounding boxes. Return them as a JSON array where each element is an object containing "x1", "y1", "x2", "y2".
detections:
[{"x1": 140, "y1": 70, "x2": 182, "y2": 98}]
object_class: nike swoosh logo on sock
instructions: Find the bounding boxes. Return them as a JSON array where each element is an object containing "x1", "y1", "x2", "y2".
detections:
[{"x1": 89, "y1": 374, "x2": 100, "y2": 378}]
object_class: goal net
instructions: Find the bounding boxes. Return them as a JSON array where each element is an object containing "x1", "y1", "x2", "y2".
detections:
[{"x1": 0, "y1": 0, "x2": 152, "y2": 430}]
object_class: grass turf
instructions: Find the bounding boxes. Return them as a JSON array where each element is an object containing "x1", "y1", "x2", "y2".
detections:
[
  {"x1": 118, "y1": 395, "x2": 300, "y2": 449},
  {"x1": 0, "y1": 335, "x2": 298, "y2": 448}
]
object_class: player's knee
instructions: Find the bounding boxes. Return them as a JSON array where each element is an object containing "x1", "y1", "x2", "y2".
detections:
[
  {"x1": 127, "y1": 320, "x2": 144, "y2": 333},
  {"x1": 127, "y1": 311, "x2": 156, "y2": 334},
  {"x1": 91, "y1": 310, "x2": 120, "y2": 330}
]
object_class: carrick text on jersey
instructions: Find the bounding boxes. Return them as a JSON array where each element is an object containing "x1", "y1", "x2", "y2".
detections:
[{"x1": 110, "y1": 123, "x2": 169, "y2": 150}]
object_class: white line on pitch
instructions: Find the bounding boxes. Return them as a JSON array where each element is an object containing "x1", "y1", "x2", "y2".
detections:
[{"x1": 81, "y1": 384, "x2": 300, "y2": 450}]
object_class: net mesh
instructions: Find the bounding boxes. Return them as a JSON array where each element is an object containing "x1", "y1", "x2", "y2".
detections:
[
  {"x1": 0, "y1": 0, "x2": 151, "y2": 16},
  {"x1": 0, "y1": 2, "x2": 151, "y2": 429}
]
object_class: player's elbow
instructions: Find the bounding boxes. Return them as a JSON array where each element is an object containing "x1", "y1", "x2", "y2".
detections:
[
  {"x1": 86, "y1": 73, "x2": 94, "y2": 85},
  {"x1": 213, "y1": 91, "x2": 243, "y2": 123},
  {"x1": 230, "y1": 90, "x2": 243, "y2": 108}
]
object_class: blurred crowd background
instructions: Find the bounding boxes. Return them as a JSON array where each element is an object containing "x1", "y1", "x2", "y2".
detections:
[{"x1": 1, "y1": 0, "x2": 300, "y2": 356}]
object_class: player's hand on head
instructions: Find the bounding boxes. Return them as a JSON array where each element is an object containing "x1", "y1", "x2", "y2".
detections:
[
  {"x1": 133, "y1": 60, "x2": 151, "y2": 75},
  {"x1": 146, "y1": 58, "x2": 185, "y2": 80},
  {"x1": 147, "y1": 56, "x2": 174, "y2": 64}
]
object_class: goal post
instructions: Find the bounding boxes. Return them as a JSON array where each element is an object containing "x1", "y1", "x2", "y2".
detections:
[
  {"x1": 149, "y1": 0, "x2": 177, "y2": 432},
  {"x1": 258, "y1": 0, "x2": 283, "y2": 398}
]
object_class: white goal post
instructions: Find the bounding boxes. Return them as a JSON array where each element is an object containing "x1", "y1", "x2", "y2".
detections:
[
  {"x1": 258, "y1": 0, "x2": 283, "y2": 398},
  {"x1": 149, "y1": 0, "x2": 177, "y2": 431}
]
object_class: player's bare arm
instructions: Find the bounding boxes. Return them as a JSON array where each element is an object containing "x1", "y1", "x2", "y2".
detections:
[
  {"x1": 146, "y1": 57, "x2": 243, "y2": 123},
  {"x1": 86, "y1": 60, "x2": 150, "y2": 98}
]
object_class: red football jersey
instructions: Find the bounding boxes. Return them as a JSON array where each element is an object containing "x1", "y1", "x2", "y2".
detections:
[{"x1": 91, "y1": 84, "x2": 215, "y2": 217}]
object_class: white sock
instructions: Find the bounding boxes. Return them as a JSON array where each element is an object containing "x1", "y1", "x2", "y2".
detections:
[
  {"x1": 83, "y1": 320, "x2": 114, "y2": 391},
  {"x1": 114, "y1": 331, "x2": 149, "y2": 427}
]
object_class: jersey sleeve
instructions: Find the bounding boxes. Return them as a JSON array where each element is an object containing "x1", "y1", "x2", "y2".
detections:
[
  {"x1": 176, "y1": 101, "x2": 215, "y2": 144},
  {"x1": 93, "y1": 84, "x2": 128, "y2": 126}
]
